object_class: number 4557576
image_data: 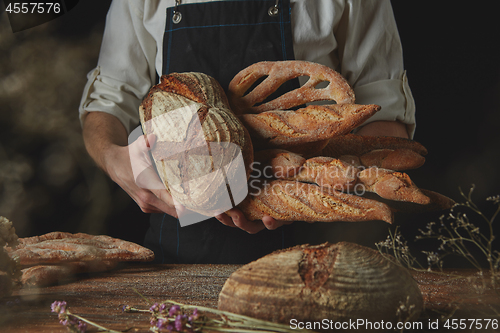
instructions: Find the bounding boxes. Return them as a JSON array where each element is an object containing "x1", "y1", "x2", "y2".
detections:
[
  {"x1": 444, "y1": 318, "x2": 498, "y2": 330},
  {"x1": 5, "y1": 2, "x2": 61, "y2": 14}
]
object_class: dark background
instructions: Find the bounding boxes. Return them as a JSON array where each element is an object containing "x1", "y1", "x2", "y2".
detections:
[{"x1": 0, "y1": 1, "x2": 499, "y2": 266}]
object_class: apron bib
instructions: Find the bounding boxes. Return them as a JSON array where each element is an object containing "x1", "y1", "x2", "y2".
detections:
[{"x1": 144, "y1": 0, "x2": 298, "y2": 264}]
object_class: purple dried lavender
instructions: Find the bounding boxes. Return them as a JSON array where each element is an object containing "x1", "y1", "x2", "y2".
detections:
[
  {"x1": 77, "y1": 321, "x2": 87, "y2": 332},
  {"x1": 168, "y1": 305, "x2": 180, "y2": 317},
  {"x1": 159, "y1": 303, "x2": 168, "y2": 313},
  {"x1": 51, "y1": 300, "x2": 67, "y2": 314},
  {"x1": 174, "y1": 314, "x2": 184, "y2": 331},
  {"x1": 150, "y1": 302, "x2": 160, "y2": 313},
  {"x1": 50, "y1": 301, "x2": 87, "y2": 333},
  {"x1": 188, "y1": 308, "x2": 199, "y2": 322},
  {"x1": 157, "y1": 318, "x2": 167, "y2": 329}
]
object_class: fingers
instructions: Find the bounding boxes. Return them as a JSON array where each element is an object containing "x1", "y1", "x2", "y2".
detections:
[
  {"x1": 217, "y1": 209, "x2": 265, "y2": 234},
  {"x1": 214, "y1": 212, "x2": 237, "y2": 228},
  {"x1": 132, "y1": 188, "x2": 179, "y2": 217},
  {"x1": 262, "y1": 215, "x2": 292, "y2": 230},
  {"x1": 215, "y1": 209, "x2": 291, "y2": 234},
  {"x1": 144, "y1": 134, "x2": 157, "y2": 148}
]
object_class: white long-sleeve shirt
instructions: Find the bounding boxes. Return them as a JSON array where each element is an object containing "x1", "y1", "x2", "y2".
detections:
[{"x1": 79, "y1": 0, "x2": 416, "y2": 137}]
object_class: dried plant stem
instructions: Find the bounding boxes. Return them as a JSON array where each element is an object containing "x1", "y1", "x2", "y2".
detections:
[
  {"x1": 66, "y1": 312, "x2": 122, "y2": 333},
  {"x1": 156, "y1": 299, "x2": 307, "y2": 333}
]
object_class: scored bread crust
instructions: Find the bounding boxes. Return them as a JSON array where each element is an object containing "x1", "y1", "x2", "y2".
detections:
[
  {"x1": 322, "y1": 134, "x2": 428, "y2": 157},
  {"x1": 239, "y1": 104, "x2": 381, "y2": 152},
  {"x1": 357, "y1": 167, "x2": 430, "y2": 205},
  {"x1": 238, "y1": 179, "x2": 393, "y2": 223},
  {"x1": 254, "y1": 149, "x2": 358, "y2": 192},
  {"x1": 8, "y1": 232, "x2": 154, "y2": 266},
  {"x1": 358, "y1": 148, "x2": 426, "y2": 171}
]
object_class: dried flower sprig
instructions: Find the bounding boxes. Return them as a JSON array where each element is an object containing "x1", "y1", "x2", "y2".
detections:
[
  {"x1": 375, "y1": 226, "x2": 424, "y2": 270},
  {"x1": 51, "y1": 300, "x2": 121, "y2": 333},
  {"x1": 416, "y1": 186, "x2": 499, "y2": 283},
  {"x1": 52, "y1": 297, "x2": 314, "y2": 333},
  {"x1": 125, "y1": 297, "x2": 314, "y2": 333},
  {"x1": 377, "y1": 185, "x2": 500, "y2": 285}
]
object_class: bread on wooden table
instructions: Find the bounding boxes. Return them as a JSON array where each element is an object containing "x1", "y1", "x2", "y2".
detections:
[
  {"x1": 9, "y1": 232, "x2": 154, "y2": 266},
  {"x1": 6, "y1": 232, "x2": 154, "y2": 287},
  {"x1": 21, "y1": 261, "x2": 118, "y2": 287}
]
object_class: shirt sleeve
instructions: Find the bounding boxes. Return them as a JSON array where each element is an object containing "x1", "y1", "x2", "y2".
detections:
[
  {"x1": 78, "y1": 0, "x2": 157, "y2": 134},
  {"x1": 334, "y1": 0, "x2": 416, "y2": 137}
]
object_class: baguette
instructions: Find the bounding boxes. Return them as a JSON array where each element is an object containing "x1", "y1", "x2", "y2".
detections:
[
  {"x1": 254, "y1": 150, "x2": 429, "y2": 205},
  {"x1": 358, "y1": 148, "x2": 426, "y2": 171},
  {"x1": 254, "y1": 149, "x2": 358, "y2": 191},
  {"x1": 228, "y1": 60, "x2": 355, "y2": 114},
  {"x1": 357, "y1": 167, "x2": 430, "y2": 205},
  {"x1": 239, "y1": 179, "x2": 393, "y2": 223},
  {"x1": 239, "y1": 104, "x2": 381, "y2": 152},
  {"x1": 322, "y1": 134, "x2": 428, "y2": 157}
]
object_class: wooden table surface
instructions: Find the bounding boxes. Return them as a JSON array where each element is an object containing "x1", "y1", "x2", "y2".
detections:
[{"x1": 1, "y1": 264, "x2": 498, "y2": 332}]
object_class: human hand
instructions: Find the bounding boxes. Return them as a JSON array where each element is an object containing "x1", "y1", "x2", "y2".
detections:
[
  {"x1": 214, "y1": 209, "x2": 292, "y2": 234},
  {"x1": 104, "y1": 134, "x2": 184, "y2": 216},
  {"x1": 356, "y1": 120, "x2": 409, "y2": 139}
]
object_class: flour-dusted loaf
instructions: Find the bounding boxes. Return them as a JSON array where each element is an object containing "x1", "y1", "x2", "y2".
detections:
[
  {"x1": 218, "y1": 242, "x2": 423, "y2": 327},
  {"x1": 139, "y1": 73, "x2": 254, "y2": 216}
]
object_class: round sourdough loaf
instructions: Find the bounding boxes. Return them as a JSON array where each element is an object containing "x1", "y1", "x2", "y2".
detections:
[
  {"x1": 218, "y1": 242, "x2": 423, "y2": 329},
  {"x1": 139, "y1": 73, "x2": 253, "y2": 216}
]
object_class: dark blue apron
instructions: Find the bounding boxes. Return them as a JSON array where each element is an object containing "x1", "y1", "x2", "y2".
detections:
[{"x1": 143, "y1": 0, "x2": 298, "y2": 264}]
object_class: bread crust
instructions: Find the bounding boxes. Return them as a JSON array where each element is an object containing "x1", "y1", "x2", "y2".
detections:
[
  {"x1": 238, "y1": 179, "x2": 393, "y2": 223},
  {"x1": 228, "y1": 60, "x2": 355, "y2": 114},
  {"x1": 240, "y1": 104, "x2": 381, "y2": 152},
  {"x1": 9, "y1": 232, "x2": 154, "y2": 266},
  {"x1": 139, "y1": 73, "x2": 254, "y2": 215}
]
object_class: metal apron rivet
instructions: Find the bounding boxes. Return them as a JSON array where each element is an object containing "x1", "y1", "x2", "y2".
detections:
[
  {"x1": 173, "y1": 0, "x2": 182, "y2": 24},
  {"x1": 172, "y1": 11, "x2": 182, "y2": 24},
  {"x1": 268, "y1": 0, "x2": 279, "y2": 16}
]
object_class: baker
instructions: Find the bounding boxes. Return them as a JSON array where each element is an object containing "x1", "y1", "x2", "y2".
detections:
[{"x1": 79, "y1": 0, "x2": 415, "y2": 264}]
